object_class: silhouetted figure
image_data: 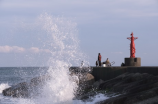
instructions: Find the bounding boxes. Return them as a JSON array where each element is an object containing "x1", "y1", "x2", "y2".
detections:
[
  {"x1": 98, "y1": 53, "x2": 101, "y2": 66},
  {"x1": 121, "y1": 62, "x2": 125, "y2": 66},
  {"x1": 96, "y1": 60, "x2": 98, "y2": 67}
]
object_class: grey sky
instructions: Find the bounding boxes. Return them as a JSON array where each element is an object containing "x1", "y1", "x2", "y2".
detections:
[{"x1": 0, "y1": 0, "x2": 158, "y2": 66}]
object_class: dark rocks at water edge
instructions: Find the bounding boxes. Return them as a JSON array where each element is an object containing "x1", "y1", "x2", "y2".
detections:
[
  {"x1": 96, "y1": 73, "x2": 158, "y2": 104},
  {"x1": 75, "y1": 72, "x2": 158, "y2": 104},
  {"x1": 2, "y1": 72, "x2": 94, "y2": 98},
  {"x1": 3, "y1": 71, "x2": 158, "y2": 104},
  {"x1": 2, "y1": 75, "x2": 51, "y2": 97}
]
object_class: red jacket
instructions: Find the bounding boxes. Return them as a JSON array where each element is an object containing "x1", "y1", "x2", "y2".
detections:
[{"x1": 98, "y1": 55, "x2": 101, "y2": 61}]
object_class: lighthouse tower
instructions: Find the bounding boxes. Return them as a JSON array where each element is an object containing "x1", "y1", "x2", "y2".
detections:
[{"x1": 124, "y1": 32, "x2": 141, "y2": 66}]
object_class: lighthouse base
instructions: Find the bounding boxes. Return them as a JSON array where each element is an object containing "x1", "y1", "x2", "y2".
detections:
[{"x1": 125, "y1": 57, "x2": 141, "y2": 66}]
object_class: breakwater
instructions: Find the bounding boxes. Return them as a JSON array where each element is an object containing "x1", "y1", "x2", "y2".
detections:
[{"x1": 92, "y1": 66, "x2": 158, "y2": 81}]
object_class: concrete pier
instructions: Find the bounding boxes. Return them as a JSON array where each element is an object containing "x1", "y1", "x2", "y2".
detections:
[{"x1": 92, "y1": 66, "x2": 158, "y2": 81}]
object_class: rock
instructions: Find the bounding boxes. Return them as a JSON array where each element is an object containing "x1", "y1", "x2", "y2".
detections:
[
  {"x1": 2, "y1": 75, "x2": 50, "y2": 98},
  {"x1": 97, "y1": 73, "x2": 158, "y2": 104},
  {"x1": 79, "y1": 73, "x2": 95, "y2": 84},
  {"x1": 2, "y1": 72, "x2": 94, "y2": 98},
  {"x1": 69, "y1": 72, "x2": 95, "y2": 85},
  {"x1": 93, "y1": 79, "x2": 104, "y2": 89},
  {"x1": 134, "y1": 96, "x2": 158, "y2": 104},
  {"x1": 3, "y1": 82, "x2": 29, "y2": 97}
]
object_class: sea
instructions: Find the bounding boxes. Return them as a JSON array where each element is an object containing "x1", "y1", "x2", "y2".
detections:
[
  {"x1": 0, "y1": 67, "x2": 110, "y2": 104},
  {"x1": 0, "y1": 13, "x2": 110, "y2": 104}
]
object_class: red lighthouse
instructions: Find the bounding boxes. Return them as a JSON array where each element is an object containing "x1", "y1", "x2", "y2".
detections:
[
  {"x1": 124, "y1": 32, "x2": 141, "y2": 67},
  {"x1": 127, "y1": 32, "x2": 138, "y2": 58}
]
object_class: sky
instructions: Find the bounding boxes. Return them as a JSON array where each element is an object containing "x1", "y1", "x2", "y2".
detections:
[{"x1": 0, "y1": 0, "x2": 158, "y2": 67}]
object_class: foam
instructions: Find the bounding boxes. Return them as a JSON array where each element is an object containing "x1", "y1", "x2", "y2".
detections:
[{"x1": 0, "y1": 83, "x2": 10, "y2": 94}]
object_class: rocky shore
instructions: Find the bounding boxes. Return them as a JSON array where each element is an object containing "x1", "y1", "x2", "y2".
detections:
[
  {"x1": 2, "y1": 70, "x2": 158, "y2": 104},
  {"x1": 80, "y1": 72, "x2": 158, "y2": 104},
  {"x1": 2, "y1": 71, "x2": 94, "y2": 98},
  {"x1": 2, "y1": 74, "x2": 51, "y2": 97}
]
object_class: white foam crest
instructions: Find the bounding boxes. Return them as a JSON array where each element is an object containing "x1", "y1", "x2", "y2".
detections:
[
  {"x1": 0, "y1": 83, "x2": 10, "y2": 94},
  {"x1": 33, "y1": 64, "x2": 77, "y2": 104},
  {"x1": 86, "y1": 93, "x2": 110, "y2": 104}
]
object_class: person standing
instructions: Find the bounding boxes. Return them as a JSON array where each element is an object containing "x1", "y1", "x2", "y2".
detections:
[
  {"x1": 98, "y1": 53, "x2": 101, "y2": 66},
  {"x1": 96, "y1": 60, "x2": 98, "y2": 67}
]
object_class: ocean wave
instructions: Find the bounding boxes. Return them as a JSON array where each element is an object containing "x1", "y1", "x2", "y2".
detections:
[{"x1": 0, "y1": 83, "x2": 10, "y2": 94}]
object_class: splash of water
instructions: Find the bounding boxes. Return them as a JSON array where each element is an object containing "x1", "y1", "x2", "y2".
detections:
[
  {"x1": 15, "y1": 13, "x2": 88, "y2": 104},
  {"x1": 37, "y1": 13, "x2": 83, "y2": 103},
  {"x1": 0, "y1": 83, "x2": 10, "y2": 94},
  {"x1": 38, "y1": 13, "x2": 85, "y2": 66}
]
